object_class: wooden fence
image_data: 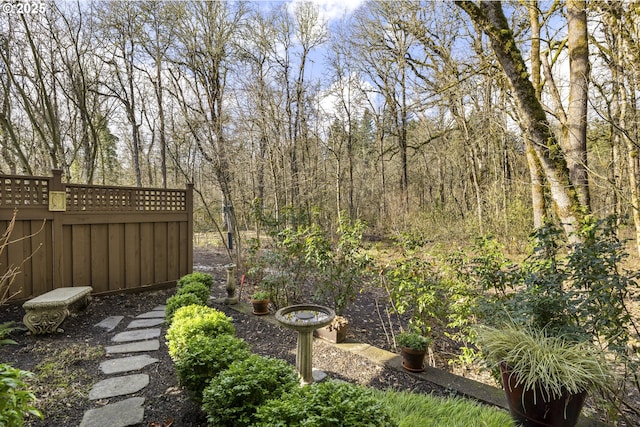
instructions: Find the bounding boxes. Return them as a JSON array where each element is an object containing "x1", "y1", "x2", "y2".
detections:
[{"x1": 0, "y1": 170, "x2": 193, "y2": 300}]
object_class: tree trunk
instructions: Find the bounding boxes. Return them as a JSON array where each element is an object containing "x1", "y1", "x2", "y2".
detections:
[
  {"x1": 565, "y1": 0, "x2": 590, "y2": 209},
  {"x1": 527, "y1": 0, "x2": 546, "y2": 228}
]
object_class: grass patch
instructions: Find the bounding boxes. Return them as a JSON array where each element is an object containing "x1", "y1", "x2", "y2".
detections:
[
  {"x1": 29, "y1": 343, "x2": 104, "y2": 421},
  {"x1": 374, "y1": 389, "x2": 515, "y2": 427}
]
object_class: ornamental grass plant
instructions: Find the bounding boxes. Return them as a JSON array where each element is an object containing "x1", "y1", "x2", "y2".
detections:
[{"x1": 475, "y1": 324, "x2": 611, "y2": 402}]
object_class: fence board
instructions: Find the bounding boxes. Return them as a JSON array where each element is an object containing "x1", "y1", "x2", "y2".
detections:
[
  {"x1": 90, "y1": 224, "x2": 109, "y2": 292},
  {"x1": 154, "y1": 222, "x2": 168, "y2": 283},
  {"x1": 167, "y1": 222, "x2": 179, "y2": 281},
  {"x1": 72, "y1": 224, "x2": 91, "y2": 286},
  {"x1": 108, "y1": 223, "x2": 125, "y2": 291},
  {"x1": 140, "y1": 223, "x2": 155, "y2": 286},
  {"x1": 125, "y1": 223, "x2": 141, "y2": 289}
]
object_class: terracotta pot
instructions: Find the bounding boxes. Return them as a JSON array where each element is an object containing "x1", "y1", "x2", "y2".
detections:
[
  {"x1": 313, "y1": 323, "x2": 347, "y2": 343},
  {"x1": 500, "y1": 364, "x2": 588, "y2": 427},
  {"x1": 251, "y1": 298, "x2": 270, "y2": 315},
  {"x1": 401, "y1": 347, "x2": 426, "y2": 372}
]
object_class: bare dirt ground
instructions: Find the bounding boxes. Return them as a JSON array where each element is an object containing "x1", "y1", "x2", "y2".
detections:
[{"x1": 0, "y1": 247, "x2": 452, "y2": 427}]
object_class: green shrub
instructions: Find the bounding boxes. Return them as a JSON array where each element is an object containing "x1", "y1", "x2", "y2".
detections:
[
  {"x1": 176, "y1": 282, "x2": 210, "y2": 305},
  {"x1": 383, "y1": 254, "x2": 447, "y2": 337},
  {"x1": 170, "y1": 303, "x2": 212, "y2": 324},
  {"x1": 254, "y1": 380, "x2": 396, "y2": 427},
  {"x1": 165, "y1": 293, "x2": 203, "y2": 324},
  {"x1": 166, "y1": 305, "x2": 234, "y2": 361},
  {"x1": 177, "y1": 272, "x2": 213, "y2": 289},
  {"x1": 0, "y1": 363, "x2": 43, "y2": 426},
  {"x1": 201, "y1": 354, "x2": 298, "y2": 427},
  {"x1": 175, "y1": 334, "x2": 251, "y2": 402}
]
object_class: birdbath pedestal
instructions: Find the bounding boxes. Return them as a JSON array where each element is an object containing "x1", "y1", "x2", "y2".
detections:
[{"x1": 275, "y1": 304, "x2": 335, "y2": 385}]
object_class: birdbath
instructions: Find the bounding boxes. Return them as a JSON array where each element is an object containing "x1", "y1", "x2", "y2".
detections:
[{"x1": 275, "y1": 304, "x2": 335, "y2": 385}]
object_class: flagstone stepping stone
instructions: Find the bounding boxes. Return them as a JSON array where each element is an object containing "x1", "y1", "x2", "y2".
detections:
[
  {"x1": 127, "y1": 318, "x2": 164, "y2": 329},
  {"x1": 89, "y1": 374, "x2": 149, "y2": 400},
  {"x1": 136, "y1": 311, "x2": 165, "y2": 319},
  {"x1": 112, "y1": 328, "x2": 161, "y2": 343},
  {"x1": 80, "y1": 397, "x2": 145, "y2": 427},
  {"x1": 100, "y1": 355, "x2": 159, "y2": 375},
  {"x1": 105, "y1": 340, "x2": 160, "y2": 354},
  {"x1": 94, "y1": 316, "x2": 124, "y2": 332},
  {"x1": 152, "y1": 304, "x2": 166, "y2": 311}
]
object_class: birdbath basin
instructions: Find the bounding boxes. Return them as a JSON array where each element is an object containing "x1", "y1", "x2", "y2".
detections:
[{"x1": 275, "y1": 304, "x2": 335, "y2": 384}]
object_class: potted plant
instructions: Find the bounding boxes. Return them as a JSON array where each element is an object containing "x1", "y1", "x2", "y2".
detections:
[
  {"x1": 250, "y1": 290, "x2": 270, "y2": 315},
  {"x1": 475, "y1": 324, "x2": 611, "y2": 427},
  {"x1": 396, "y1": 331, "x2": 430, "y2": 372}
]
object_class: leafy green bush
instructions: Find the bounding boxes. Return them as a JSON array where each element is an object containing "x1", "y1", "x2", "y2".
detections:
[
  {"x1": 176, "y1": 281, "x2": 210, "y2": 305},
  {"x1": 177, "y1": 272, "x2": 213, "y2": 289},
  {"x1": 383, "y1": 254, "x2": 447, "y2": 337},
  {"x1": 175, "y1": 334, "x2": 251, "y2": 402},
  {"x1": 0, "y1": 364, "x2": 43, "y2": 426},
  {"x1": 166, "y1": 305, "x2": 235, "y2": 361},
  {"x1": 395, "y1": 332, "x2": 430, "y2": 351},
  {"x1": 254, "y1": 380, "x2": 396, "y2": 427},
  {"x1": 201, "y1": 354, "x2": 298, "y2": 427},
  {"x1": 165, "y1": 293, "x2": 202, "y2": 324}
]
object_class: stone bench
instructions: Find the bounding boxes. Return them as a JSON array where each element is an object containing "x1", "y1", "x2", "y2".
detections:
[{"x1": 23, "y1": 286, "x2": 93, "y2": 335}]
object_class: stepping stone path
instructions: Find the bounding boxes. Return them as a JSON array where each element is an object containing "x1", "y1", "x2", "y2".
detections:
[{"x1": 80, "y1": 305, "x2": 166, "y2": 427}]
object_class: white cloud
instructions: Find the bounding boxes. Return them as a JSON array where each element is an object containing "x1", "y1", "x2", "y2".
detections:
[{"x1": 287, "y1": 0, "x2": 365, "y2": 22}]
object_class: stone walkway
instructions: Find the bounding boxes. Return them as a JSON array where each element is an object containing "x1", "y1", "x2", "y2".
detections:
[{"x1": 79, "y1": 305, "x2": 166, "y2": 427}]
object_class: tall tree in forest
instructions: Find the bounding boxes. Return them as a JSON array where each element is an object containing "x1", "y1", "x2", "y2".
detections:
[
  {"x1": 0, "y1": 12, "x2": 65, "y2": 174},
  {"x1": 95, "y1": 1, "x2": 145, "y2": 187},
  {"x1": 174, "y1": 1, "x2": 247, "y2": 256},
  {"x1": 352, "y1": 0, "x2": 415, "y2": 214},
  {"x1": 138, "y1": 1, "x2": 183, "y2": 188},
  {"x1": 592, "y1": 2, "x2": 640, "y2": 254},
  {"x1": 456, "y1": 1, "x2": 589, "y2": 241}
]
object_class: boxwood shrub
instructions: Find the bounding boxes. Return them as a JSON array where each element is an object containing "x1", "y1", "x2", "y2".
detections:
[
  {"x1": 165, "y1": 293, "x2": 202, "y2": 324},
  {"x1": 177, "y1": 272, "x2": 214, "y2": 289},
  {"x1": 175, "y1": 334, "x2": 251, "y2": 402},
  {"x1": 254, "y1": 380, "x2": 396, "y2": 427},
  {"x1": 176, "y1": 281, "x2": 210, "y2": 305},
  {"x1": 201, "y1": 354, "x2": 299, "y2": 427},
  {"x1": 166, "y1": 305, "x2": 235, "y2": 361}
]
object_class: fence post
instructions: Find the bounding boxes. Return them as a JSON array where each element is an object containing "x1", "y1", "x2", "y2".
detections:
[
  {"x1": 50, "y1": 169, "x2": 65, "y2": 289},
  {"x1": 186, "y1": 183, "x2": 193, "y2": 275}
]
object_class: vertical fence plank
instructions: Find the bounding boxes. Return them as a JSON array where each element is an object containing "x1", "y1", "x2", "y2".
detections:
[
  {"x1": 29, "y1": 220, "x2": 48, "y2": 296},
  {"x1": 91, "y1": 224, "x2": 109, "y2": 293},
  {"x1": 7, "y1": 221, "x2": 25, "y2": 298},
  {"x1": 124, "y1": 223, "x2": 140, "y2": 289},
  {"x1": 108, "y1": 223, "x2": 125, "y2": 291},
  {"x1": 140, "y1": 223, "x2": 154, "y2": 286},
  {"x1": 154, "y1": 222, "x2": 168, "y2": 282},
  {"x1": 179, "y1": 221, "x2": 188, "y2": 277},
  {"x1": 71, "y1": 224, "x2": 91, "y2": 286},
  {"x1": 167, "y1": 222, "x2": 179, "y2": 281}
]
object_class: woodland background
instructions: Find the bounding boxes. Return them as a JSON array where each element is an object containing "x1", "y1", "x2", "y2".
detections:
[{"x1": 1, "y1": 0, "x2": 638, "y2": 251}]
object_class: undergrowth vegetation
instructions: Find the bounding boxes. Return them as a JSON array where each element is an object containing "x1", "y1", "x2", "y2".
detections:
[{"x1": 236, "y1": 207, "x2": 640, "y2": 424}]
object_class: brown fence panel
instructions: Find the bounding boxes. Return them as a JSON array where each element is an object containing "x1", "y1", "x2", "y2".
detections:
[{"x1": 0, "y1": 170, "x2": 193, "y2": 300}]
